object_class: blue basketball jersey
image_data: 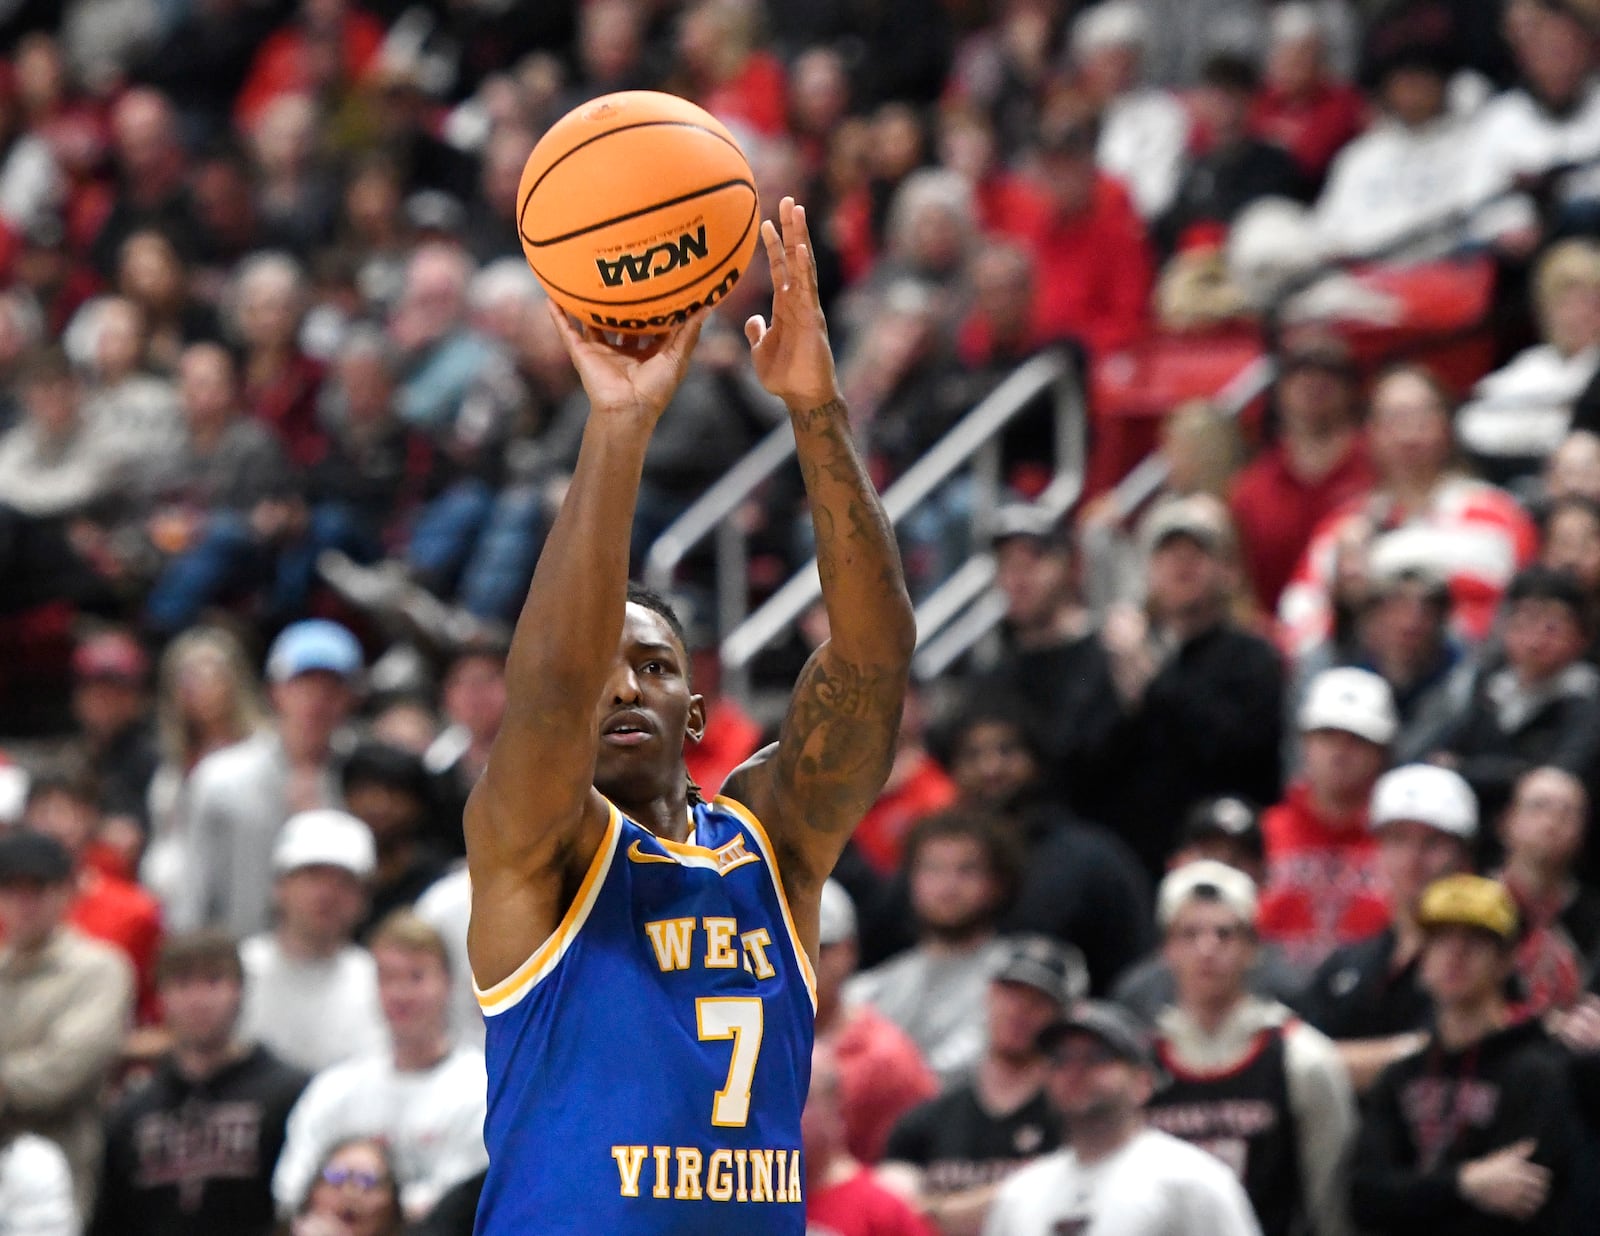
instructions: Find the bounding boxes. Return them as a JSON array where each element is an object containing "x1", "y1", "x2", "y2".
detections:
[{"x1": 473, "y1": 795, "x2": 816, "y2": 1235}]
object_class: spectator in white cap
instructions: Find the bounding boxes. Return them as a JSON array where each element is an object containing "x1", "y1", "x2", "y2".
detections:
[
  {"x1": 1293, "y1": 763, "x2": 1477, "y2": 1091},
  {"x1": 812, "y1": 879, "x2": 937, "y2": 1166},
  {"x1": 1145, "y1": 860, "x2": 1356, "y2": 1236},
  {"x1": 1069, "y1": 0, "x2": 1191, "y2": 221},
  {"x1": 237, "y1": 808, "x2": 386, "y2": 1073},
  {"x1": 176, "y1": 619, "x2": 363, "y2": 938},
  {"x1": 1259, "y1": 667, "x2": 1396, "y2": 973}
]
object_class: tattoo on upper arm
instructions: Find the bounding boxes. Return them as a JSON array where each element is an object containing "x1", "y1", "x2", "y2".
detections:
[{"x1": 776, "y1": 654, "x2": 905, "y2": 836}]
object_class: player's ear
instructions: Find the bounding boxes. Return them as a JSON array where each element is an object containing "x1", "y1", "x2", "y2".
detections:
[{"x1": 686, "y1": 694, "x2": 707, "y2": 744}]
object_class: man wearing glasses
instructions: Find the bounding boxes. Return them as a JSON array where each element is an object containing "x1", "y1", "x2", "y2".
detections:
[{"x1": 983, "y1": 1002, "x2": 1261, "y2": 1236}]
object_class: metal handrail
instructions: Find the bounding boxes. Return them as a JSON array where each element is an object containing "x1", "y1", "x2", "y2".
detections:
[
  {"x1": 719, "y1": 350, "x2": 1084, "y2": 692},
  {"x1": 910, "y1": 350, "x2": 1272, "y2": 680},
  {"x1": 642, "y1": 421, "x2": 797, "y2": 645}
]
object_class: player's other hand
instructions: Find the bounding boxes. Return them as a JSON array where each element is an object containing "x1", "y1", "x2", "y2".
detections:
[
  {"x1": 746, "y1": 196, "x2": 841, "y2": 414},
  {"x1": 547, "y1": 300, "x2": 704, "y2": 426}
]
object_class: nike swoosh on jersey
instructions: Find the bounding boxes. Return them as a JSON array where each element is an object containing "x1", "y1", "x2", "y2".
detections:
[{"x1": 627, "y1": 839, "x2": 677, "y2": 864}]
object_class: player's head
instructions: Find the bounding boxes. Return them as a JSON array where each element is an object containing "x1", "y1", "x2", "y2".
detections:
[{"x1": 593, "y1": 583, "x2": 707, "y2": 807}]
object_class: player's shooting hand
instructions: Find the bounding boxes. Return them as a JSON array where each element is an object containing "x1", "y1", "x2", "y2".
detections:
[
  {"x1": 745, "y1": 197, "x2": 840, "y2": 413},
  {"x1": 547, "y1": 299, "x2": 704, "y2": 424},
  {"x1": 1459, "y1": 1139, "x2": 1551, "y2": 1220}
]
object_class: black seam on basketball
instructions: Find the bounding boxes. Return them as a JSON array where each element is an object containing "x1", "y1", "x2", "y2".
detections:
[
  {"x1": 526, "y1": 197, "x2": 759, "y2": 307},
  {"x1": 522, "y1": 178, "x2": 755, "y2": 249},
  {"x1": 518, "y1": 120, "x2": 748, "y2": 245}
]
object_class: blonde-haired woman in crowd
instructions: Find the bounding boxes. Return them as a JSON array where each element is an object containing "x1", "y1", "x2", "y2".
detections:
[
  {"x1": 1458, "y1": 239, "x2": 1600, "y2": 484},
  {"x1": 140, "y1": 625, "x2": 268, "y2": 918}
]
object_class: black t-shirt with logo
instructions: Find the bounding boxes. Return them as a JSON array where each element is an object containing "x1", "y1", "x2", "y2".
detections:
[{"x1": 883, "y1": 1083, "x2": 1061, "y2": 1195}]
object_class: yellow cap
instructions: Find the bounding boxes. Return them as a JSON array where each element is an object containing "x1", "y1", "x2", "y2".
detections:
[{"x1": 1416, "y1": 875, "x2": 1519, "y2": 944}]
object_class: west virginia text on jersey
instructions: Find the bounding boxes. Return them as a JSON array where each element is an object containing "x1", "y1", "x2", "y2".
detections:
[{"x1": 472, "y1": 796, "x2": 816, "y2": 1235}]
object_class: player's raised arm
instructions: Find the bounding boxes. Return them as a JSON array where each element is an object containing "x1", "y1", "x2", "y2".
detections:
[
  {"x1": 725, "y1": 198, "x2": 916, "y2": 939},
  {"x1": 464, "y1": 306, "x2": 703, "y2": 987}
]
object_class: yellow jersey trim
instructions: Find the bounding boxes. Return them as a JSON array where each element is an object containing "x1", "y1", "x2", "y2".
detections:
[
  {"x1": 474, "y1": 804, "x2": 622, "y2": 1016},
  {"x1": 712, "y1": 795, "x2": 819, "y2": 1011}
]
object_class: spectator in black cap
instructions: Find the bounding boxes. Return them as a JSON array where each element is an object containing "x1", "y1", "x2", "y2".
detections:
[
  {"x1": 0, "y1": 828, "x2": 135, "y2": 1220},
  {"x1": 943, "y1": 697, "x2": 1153, "y2": 995},
  {"x1": 969, "y1": 504, "x2": 1114, "y2": 811},
  {"x1": 1351, "y1": 875, "x2": 1579, "y2": 1236},
  {"x1": 1155, "y1": 53, "x2": 1306, "y2": 257},
  {"x1": 985, "y1": 1001, "x2": 1261, "y2": 1235},
  {"x1": 1431, "y1": 566, "x2": 1600, "y2": 827},
  {"x1": 880, "y1": 935, "x2": 1086, "y2": 1236},
  {"x1": 1229, "y1": 325, "x2": 1372, "y2": 614},
  {"x1": 1113, "y1": 797, "x2": 1305, "y2": 1023}
]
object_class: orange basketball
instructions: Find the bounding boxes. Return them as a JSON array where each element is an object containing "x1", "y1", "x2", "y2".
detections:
[{"x1": 517, "y1": 91, "x2": 760, "y2": 336}]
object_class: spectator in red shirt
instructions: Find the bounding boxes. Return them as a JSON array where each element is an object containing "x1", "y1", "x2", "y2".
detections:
[
  {"x1": 674, "y1": 0, "x2": 788, "y2": 137},
  {"x1": 1249, "y1": 4, "x2": 1367, "y2": 189},
  {"x1": 21, "y1": 768, "x2": 163, "y2": 1024},
  {"x1": 234, "y1": 0, "x2": 385, "y2": 136},
  {"x1": 1259, "y1": 667, "x2": 1396, "y2": 974},
  {"x1": 1003, "y1": 103, "x2": 1153, "y2": 357},
  {"x1": 814, "y1": 880, "x2": 939, "y2": 1166},
  {"x1": 1230, "y1": 330, "x2": 1374, "y2": 613},
  {"x1": 804, "y1": 1043, "x2": 937, "y2": 1236},
  {"x1": 228, "y1": 252, "x2": 327, "y2": 468}
]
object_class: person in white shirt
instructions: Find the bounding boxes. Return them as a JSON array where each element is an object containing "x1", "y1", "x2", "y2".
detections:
[
  {"x1": 0, "y1": 1131, "x2": 79, "y2": 1236},
  {"x1": 272, "y1": 911, "x2": 488, "y2": 1224},
  {"x1": 238, "y1": 810, "x2": 387, "y2": 1074},
  {"x1": 411, "y1": 864, "x2": 481, "y2": 1050},
  {"x1": 1316, "y1": 47, "x2": 1479, "y2": 261},
  {"x1": 1461, "y1": 3, "x2": 1600, "y2": 243},
  {"x1": 176, "y1": 619, "x2": 362, "y2": 936},
  {"x1": 1458, "y1": 239, "x2": 1600, "y2": 482},
  {"x1": 984, "y1": 1001, "x2": 1261, "y2": 1236},
  {"x1": 1070, "y1": 0, "x2": 1190, "y2": 220}
]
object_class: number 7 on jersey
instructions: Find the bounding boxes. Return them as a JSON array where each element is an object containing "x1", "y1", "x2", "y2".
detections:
[{"x1": 696, "y1": 997, "x2": 764, "y2": 1127}]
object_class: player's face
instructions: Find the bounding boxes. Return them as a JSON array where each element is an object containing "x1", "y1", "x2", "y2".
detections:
[{"x1": 592, "y1": 605, "x2": 704, "y2": 804}]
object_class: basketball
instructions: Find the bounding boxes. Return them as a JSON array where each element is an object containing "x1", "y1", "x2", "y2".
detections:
[{"x1": 516, "y1": 91, "x2": 761, "y2": 336}]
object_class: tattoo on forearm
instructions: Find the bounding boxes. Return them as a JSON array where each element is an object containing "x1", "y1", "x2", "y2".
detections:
[{"x1": 776, "y1": 656, "x2": 905, "y2": 834}]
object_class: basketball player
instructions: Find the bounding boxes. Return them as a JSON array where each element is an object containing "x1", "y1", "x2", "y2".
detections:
[{"x1": 465, "y1": 197, "x2": 915, "y2": 1235}]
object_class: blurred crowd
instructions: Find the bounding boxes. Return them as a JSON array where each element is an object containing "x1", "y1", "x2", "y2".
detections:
[{"x1": 8, "y1": 0, "x2": 1600, "y2": 1235}]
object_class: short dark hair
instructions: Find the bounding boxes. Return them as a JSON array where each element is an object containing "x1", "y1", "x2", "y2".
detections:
[
  {"x1": 902, "y1": 807, "x2": 1024, "y2": 907},
  {"x1": 156, "y1": 928, "x2": 243, "y2": 986},
  {"x1": 1506, "y1": 565, "x2": 1590, "y2": 631},
  {"x1": 341, "y1": 740, "x2": 431, "y2": 802},
  {"x1": 24, "y1": 766, "x2": 99, "y2": 812},
  {"x1": 1201, "y1": 52, "x2": 1261, "y2": 94},
  {"x1": 626, "y1": 582, "x2": 690, "y2": 654},
  {"x1": 940, "y1": 695, "x2": 1046, "y2": 768}
]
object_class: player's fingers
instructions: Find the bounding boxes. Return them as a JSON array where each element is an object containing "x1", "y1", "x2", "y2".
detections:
[
  {"x1": 744, "y1": 315, "x2": 767, "y2": 347},
  {"x1": 792, "y1": 204, "x2": 817, "y2": 285},
  {"x1": 662, "y1": 310, "x2": 706, "y2": 368},
  {"x1": 759, "y1": 219, "x2": 786, "y2": 291}
]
